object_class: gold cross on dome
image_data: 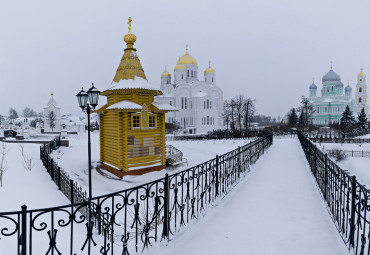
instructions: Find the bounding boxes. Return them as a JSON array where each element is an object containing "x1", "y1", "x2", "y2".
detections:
[
  {"x1": 209, "y1": 61, "x2": 211, "y2": 68},
  {"x1": 330, "y1": 61, "x2": 333, "y2": 70},
  {"x1": 128, "y1": 17, "x2": 132, "y2": 33},
  {"x1": 186, "y1": 44, "x2": 188, "y2": 54}
]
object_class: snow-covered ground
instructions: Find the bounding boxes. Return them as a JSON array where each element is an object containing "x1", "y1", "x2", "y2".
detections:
[
  {"x1": 0, "y1": 137, "x2": 350, "y2": 254},
  {"x1": 0, "y1": 133, "x2": 251, "y2": 211},
  {"x1": 315, "y1": 142, "x2": 370, "y2": 187},
  {"x1": 0, "y1": 142, "x2": 70, "y2": 212},
  {"x1": 49, "y1": 133, "x2": 252, "y2": 196},
  {"x1": 146, "y1": 139, "x2": 348, "y2": 255}
]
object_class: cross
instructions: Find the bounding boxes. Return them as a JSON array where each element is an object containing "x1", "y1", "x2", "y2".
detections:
[
  {"x1": 128, "y1": 17, "x2": 132, "y2": 33},
  {"x1": 209, "y1": 61, "x2": 211, "y2": 68},
  {"x1": 186, "y1": 44, "x2": 188, "y2": 54},
  {"x1": 330, "y1": 61, "x2": 333, "y2": 70}
]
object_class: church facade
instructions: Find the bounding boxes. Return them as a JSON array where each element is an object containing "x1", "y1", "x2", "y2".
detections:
[
  {"x1": 308, "y1": 65, "x2": 368, "y2": 125},
  {"x1": 155, "y1": 47, "x2": 224, "y2": 134}
]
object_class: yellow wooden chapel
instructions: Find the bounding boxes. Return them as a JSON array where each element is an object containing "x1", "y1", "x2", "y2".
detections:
[{"x1": 97, "y1": 18, "x2": 176, "y2": 178}]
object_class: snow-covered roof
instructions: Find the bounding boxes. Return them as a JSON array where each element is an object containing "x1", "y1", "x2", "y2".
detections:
[
  {"x1": 108, "y1": 77, "x2": 161, "y2": 92},
  {"x1": 45, "y1": 95, "x2": 60, "y2": 108},
  {"x1": 106, "y1": 100, "x2": 142, "y2": 110},
  {"x1": 152, "y1": 101, "x2": 178, "y2": 111},
  {"x1": 193, "y1": 92, "x2": 208, "y2": 97}
]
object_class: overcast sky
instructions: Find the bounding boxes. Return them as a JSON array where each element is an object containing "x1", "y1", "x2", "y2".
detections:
[{"x1": 1, "y1": 0, "x2": 370, "y2": 118}]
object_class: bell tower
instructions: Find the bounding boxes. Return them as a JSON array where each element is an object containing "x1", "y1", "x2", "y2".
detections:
[{"x1": 356, "y1": 66, "x2": 368, "y2": 115}]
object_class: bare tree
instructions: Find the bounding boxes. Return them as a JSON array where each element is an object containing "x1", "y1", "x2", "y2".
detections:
[
  {"x1": 8, "y1": 108, "x2": 18, "y2": 122},
  {"x1": 222, "y1": 100, "x2": 231, "y2": 130},
  {"x1": 235, "y1": 94, "x2": 245, "y2": 133},
  {"x1": 19, "y1": 144, "x2": 35, "y2": 171},
  {"x1": 243, "y1": 97, "x2": 256, "y2": 130},
  {"x1": 22, "y1": 107, "x2": 37, "y2": 117},
  {"x1": 0, "y1": 142, "x2": 9, "y2": 187},
  {"x1": 46, "y1": 110, "x2": 56, "y2": 131}
]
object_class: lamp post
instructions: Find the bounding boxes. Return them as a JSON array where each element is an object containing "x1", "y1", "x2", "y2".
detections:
[{"x1": 76, "y1": 83, "x2": 100, "y2": 202}]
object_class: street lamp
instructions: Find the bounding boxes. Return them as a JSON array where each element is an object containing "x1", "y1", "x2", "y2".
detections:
[{"x1": 76, "y1": 83, "x2": 100, "y2": 202}]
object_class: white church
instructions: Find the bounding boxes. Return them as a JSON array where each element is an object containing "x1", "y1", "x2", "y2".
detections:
[
  {"x1": 43, "y1": 92, "x2": 62, "y2": 132},
  {"x1": 155, "y1": 46, "x2": 224, "y2": 134}
]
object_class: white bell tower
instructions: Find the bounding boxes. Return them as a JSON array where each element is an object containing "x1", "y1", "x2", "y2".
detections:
[{"x1": 355, "y1": 66, "x2": 368, "y2": 115}]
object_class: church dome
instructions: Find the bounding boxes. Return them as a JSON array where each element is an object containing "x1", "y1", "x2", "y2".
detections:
[
  {"x1": 177, "y1": 45, "x2": 197, "y2": 65},
  {"x1": 335, "y1": 81, "x2": 344, "y2": 87},
  {"x1": 309, "y1": 83, "x2": 317, "y2": 89},
  {"x1": 205, "y1": 61, "x2": 215, "y2": 73},
  {"x1": 345, "y1": 85, "x2": 352, "y2": 91},
  {"x1": 161, "y1": 66, "x2": 171, "y2": 77},
  {"x1": 174, "y1": 63, "x2": 186, "y2": 70},
  {"x1": 322, "y1": 70, "x2": 340, "y2": 82},
  {"x1": 358, "y1": 67, "x2": 366, "y2": 77}
]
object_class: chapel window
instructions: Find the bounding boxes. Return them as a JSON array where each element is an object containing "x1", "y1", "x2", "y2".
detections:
[
  {"x1": 187, "y1": 70, "x2": 189, "y2": 77},
  {"x1": 148, "y1": 115, "x2": 157, "y2": 128},
  {"x1": 360, "y1": 87, "x2": 362, "y2": 92},
  {"x1": 359, "y1": 97, "x2": 362, "y2": 103},
  {"x1": 132, "y1": 115, "x2": 141, "y2": 128}
]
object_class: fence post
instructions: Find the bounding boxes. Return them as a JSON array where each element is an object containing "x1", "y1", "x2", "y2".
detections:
[
  {"x1": 21, "y1": 205, "x2": 27, "y2": 255},
  {"x1": 162, "y1": 173, "x2": 170, "y2": 240},
  {"x1": 57, "y1": 167, "x2": 61, "y2": 190},
  {"x1": 70, "y1": 179, "x2": 74, "y2": 203},
  {"x1": 215, "y1": 155, "x2": 219, "y2": 197},
  {"x1": 50, "y1": 158, "x2": 54, "y2": 181},
  {"x1": 324, "y1": 153, "x2": 328, "y2": 200},
  {"x1": 349, "y1": 175, "x2": 357, "y2": 247}
]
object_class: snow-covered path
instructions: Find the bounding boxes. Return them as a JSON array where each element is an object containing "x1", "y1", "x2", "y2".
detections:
[{"x1": 148, "y1": 138, "x2": 349, "y2": 255}]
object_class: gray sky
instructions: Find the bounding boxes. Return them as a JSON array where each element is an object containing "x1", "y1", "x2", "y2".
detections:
[{"x1": 1, "y1": 0, "x2": 370, "y2": 118}]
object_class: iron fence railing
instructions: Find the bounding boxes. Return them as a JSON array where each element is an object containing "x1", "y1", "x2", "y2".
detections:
[
  {"x1": 325, "y1": 149, "x2": 370, "y2": 158},
  {"x1": 298, "y1": 130, "x2": 370, "y2": 255},
  {"x1": 0, "y1": 133, "x2": 273, "y2": 254}
]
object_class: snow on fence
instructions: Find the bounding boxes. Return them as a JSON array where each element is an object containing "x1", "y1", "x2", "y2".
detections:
[
  {"x1": 298, "y1": 130, "x2": 370, "y2": 255},
  {"x1": 0, "y1": 133, "x2": 273, "y2": 254}
]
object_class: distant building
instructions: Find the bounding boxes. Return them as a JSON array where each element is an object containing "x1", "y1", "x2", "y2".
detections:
[
  {"x1": 43, "y1": 92, "x2": 61, "y2": 132},
  {"x1": 155, "y1": 46, "x2": 224, "y2": 134},
  {"x1": 308, "y1": 64, "x2": 367, "y2": 125}
]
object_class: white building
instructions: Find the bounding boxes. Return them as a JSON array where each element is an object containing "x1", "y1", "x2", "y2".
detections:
[
  {"x1": 355, "y1": 67, "x2": 369, "y2": 115},
  {"x1": 43, "y1": 92, "x2": 62, "y2": 132},
  {"x1": 155, "y1": 46, "x2": 224, "y2": 134}
]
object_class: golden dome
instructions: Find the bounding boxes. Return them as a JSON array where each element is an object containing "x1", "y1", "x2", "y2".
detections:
[
  {"x1": 177, "y1": 45, "x2": 197, "y2": 65},
  {"x1": 161, "y1": 66, "x2": 171, "y2": 77},
  {"x1": 205, "y1": 61, "x2": 215, "y2": 73},
  {"x1": 174, "y1": 63, "x2": 186, "y2": 70},
  {"x1": 124, "y1": 33, "x2": 137, "y2": 45},
  {"x1": 358, "y1": 66, "x2": 366, "y2": 77}
]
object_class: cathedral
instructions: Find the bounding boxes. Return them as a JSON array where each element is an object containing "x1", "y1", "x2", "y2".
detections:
[
  {"x1": 155, "y1": 46, "x2": 224, "y2": 134},
  {"x1": 308, "y1": 64, "x2": 368, "y2": 125}
]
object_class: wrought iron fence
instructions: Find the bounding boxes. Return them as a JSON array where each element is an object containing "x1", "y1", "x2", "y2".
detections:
[
  {"x1": 298, "y1": 130, "x2": 370, "y2": 255},
  {"x1": 325, "y1": 149, "x2": 370, "y2": 158},
  {"x1": 0, "y1": 133, "x2": 273, "y2": 254}
]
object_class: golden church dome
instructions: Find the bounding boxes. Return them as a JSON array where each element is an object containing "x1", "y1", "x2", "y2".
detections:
[
  {"x1": 124, "y1": 33, "x2": 137, "y2": 45},
  {"x1": 177, "y1": 45, "x2": 197, "y2": 65},
  {"x1": 204, "y1": 61, "x2": 215, "y2": 73},
  {"x1": 358, "y1": 66, "x2": 366, "y2": 77},
  {"x1": 161, "y1": 66, "x2": 171, "y2": 77},
  {"x1": 174, "y1": 63, "x2": 186, "y2": 70}
]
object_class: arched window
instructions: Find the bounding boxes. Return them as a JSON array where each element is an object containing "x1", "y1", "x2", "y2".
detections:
[
  {"x1": 181, "y1": 74, "x2": 184, "y2": 79},
  {"x1": 359, "y1": 97, "x2": 362, "y2": 103},
  {"x1": 359, "y1": 87, "x2": 362, "y2": 92},
  {"x1": 187, "y1": 70, "x2": 189, "y2": 77},
  {"x1": 185, "y1": 97, "x2": 187, "y2": 109},
  {"x1": 181, "y1": 97, "x2": 184, "y2": 109},
  {"x1": 212, "y1": 77, "x2": 214, "y2": 82},
  {"x1": 207, "y1": 116, "x2": 209, "y2": 125},
  {"x1": 191, "y1": 70, "x2": 193, "y2": 77},
  {"x1": 207, "y1": 100, "x2": 209, "y2": 109},
  {"x1": 204, "y1": 101, "x2": 206, "y2": 109}
]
